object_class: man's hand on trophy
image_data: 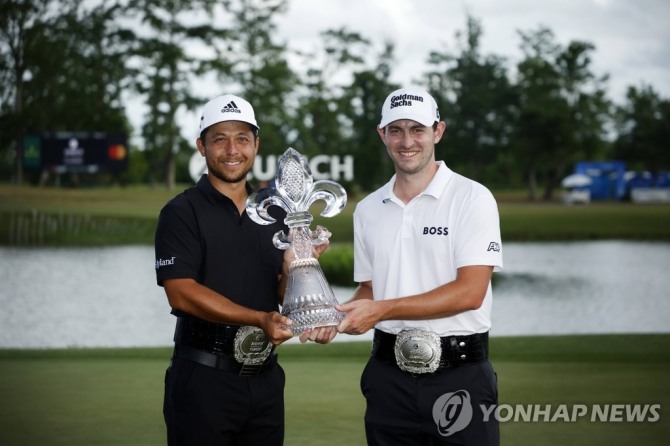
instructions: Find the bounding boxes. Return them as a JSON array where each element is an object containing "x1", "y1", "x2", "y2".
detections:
[
  {"x1": 337, "y1": 300, "x2": 382, "y2": 335},
  {"x1": 311, "y1": 239, "x2": 329, "y2": 259},
  {"x1": 261, "y1": 311, "x2": 294, "y2": 345},
  {"x1": 281, "y1": 239, "x2": 330, "y2": 265},
  {"x1": 298, "y1": 326, "x2": 338, "y2": 344}
]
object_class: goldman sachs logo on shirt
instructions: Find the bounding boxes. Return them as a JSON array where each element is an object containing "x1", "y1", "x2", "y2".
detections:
[{"x1": 155, "y1": 256, "x2": 176, "y2": 270}]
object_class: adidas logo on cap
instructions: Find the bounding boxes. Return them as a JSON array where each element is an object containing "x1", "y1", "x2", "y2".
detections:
[{"x1": 221, "y1": 101, "x2": 241, "y2": 114}]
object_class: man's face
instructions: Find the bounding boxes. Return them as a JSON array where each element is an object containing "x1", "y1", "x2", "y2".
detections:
[
  {"x1": 197, "y1": 121, "x2": 259, "y2": 184},
  {"x1": 377, "y1": 119, "x2": 444, "y2": 176}
]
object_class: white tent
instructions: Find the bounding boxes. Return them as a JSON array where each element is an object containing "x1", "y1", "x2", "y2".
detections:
[{"x1": 561, "y1": 173, "x2": 592, "y2": 188}]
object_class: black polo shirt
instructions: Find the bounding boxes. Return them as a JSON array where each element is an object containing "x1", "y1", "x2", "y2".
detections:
[{"x1": 155, "y1": 175, "x2": 287, "y2": 313}]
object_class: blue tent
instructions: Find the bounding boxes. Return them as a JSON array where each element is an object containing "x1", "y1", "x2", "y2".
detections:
[{"x1": 573, "y1": 161, "x2": 626, "y2": 200}]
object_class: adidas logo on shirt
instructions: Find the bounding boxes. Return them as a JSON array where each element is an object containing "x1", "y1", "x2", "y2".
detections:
[{"x1": 220, "y1": 101, "x2": 241, "y2": 114}]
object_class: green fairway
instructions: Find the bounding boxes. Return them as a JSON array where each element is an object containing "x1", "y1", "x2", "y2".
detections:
[
  {"x1": 1, "y1": 334, "x2": 668, "y2": 446},
  {"x1": 498, "y1": 201, "x2": 670, "y2": 241}
]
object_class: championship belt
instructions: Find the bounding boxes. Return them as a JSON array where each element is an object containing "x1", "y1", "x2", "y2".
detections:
[
  {"x1": 233, "y1": 326, "x2": 272, "y2": 374},
  {"x1": 394, "y1": 329, "x2": 442, "y2": 374}
]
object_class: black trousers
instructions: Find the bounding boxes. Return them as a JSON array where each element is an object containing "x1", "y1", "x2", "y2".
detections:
[
  {"x1": 361, "y1": 357, "x2": 499, "y2": 446},
  {"x1": 164, "y1": 355, "x2": 285, "y2": 446}
]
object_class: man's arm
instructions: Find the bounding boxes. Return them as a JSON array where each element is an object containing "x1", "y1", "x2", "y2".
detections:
[
  {"x1": 164, "y1": 278, "x2": 293, "y2": 345},
  {"x1": 337, "y1": 265, "x2": 493, "y2": 335}
]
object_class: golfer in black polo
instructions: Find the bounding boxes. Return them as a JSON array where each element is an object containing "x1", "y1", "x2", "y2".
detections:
[{"x1": 155, "y1": 94, "x2": 297, "y2": 445}]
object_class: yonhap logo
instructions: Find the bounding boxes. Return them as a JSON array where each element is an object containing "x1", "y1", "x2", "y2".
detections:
[{"x1": 432, "y1": 390, "x2": 473, "y2": 437}]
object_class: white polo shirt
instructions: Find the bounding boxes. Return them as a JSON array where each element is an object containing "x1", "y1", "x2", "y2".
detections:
[{"x1": 353, "y1": 161, "x2": 503, "y2": 336}]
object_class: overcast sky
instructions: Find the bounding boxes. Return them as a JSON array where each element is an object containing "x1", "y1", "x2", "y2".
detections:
[{"x1": 276, "y1": 0, "x2": 670, "y2": 101}]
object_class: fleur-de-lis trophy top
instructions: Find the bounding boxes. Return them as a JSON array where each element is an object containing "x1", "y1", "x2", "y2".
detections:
[{"x1": 246, "y1": 147, "x2": 347, "y2": 334}]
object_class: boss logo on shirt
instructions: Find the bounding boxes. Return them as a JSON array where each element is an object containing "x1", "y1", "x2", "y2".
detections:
[
  {"x1": 487, "y1": 242, "x2": 501, "y2": 252},
  {"x1": 423, "y1": 226, "x2": 449, "y2": 236},
  {"x1": 155, "y1": 256, "x2": 176, "y2": 270}
]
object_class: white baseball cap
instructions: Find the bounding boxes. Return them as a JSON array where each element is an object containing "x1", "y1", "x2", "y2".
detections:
[
  {"x1": 198, "y1": 94, "x2": 259, "y2": 134},
  {"x1": 378, "y1": 87, "x2": 440, "y2": 129}
]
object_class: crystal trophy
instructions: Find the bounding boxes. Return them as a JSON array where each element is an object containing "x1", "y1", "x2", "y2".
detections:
[{"x1": 246, "y1": 147, "x2": 347, "y2": 335}]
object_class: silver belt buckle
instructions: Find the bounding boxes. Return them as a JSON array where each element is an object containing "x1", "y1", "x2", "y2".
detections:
[
  {"x1": 234, "y1": 326, "x2": 272, "y2": 374},
  {"x1": 394, "y1": 329, "x2": 442, "y2": 374}
]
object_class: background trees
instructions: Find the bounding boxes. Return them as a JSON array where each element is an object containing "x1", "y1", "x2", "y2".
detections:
[
  {"x1": 613, "y1": 85, "x2": 670, "y2": 174},
  {"x1": 512, "y1": 28, "x2": 611, "y2": 200},
  {"x1": 0, "y1": 0, "x2": 131, "y2": 185},
  {"x1": 1, "y1": 0, "x2": 668, "y2": 198},
  {"x1": 124, "y1": 0, "x2": 235, "y2": 189},
  {"x1": 425, "y1": 17, "x2": 517, "y2": 186}
]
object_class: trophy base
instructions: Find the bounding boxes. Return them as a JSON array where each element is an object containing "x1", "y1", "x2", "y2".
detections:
[{"x1": 282, "y1": 306, "x2": 344, "y2": 335}]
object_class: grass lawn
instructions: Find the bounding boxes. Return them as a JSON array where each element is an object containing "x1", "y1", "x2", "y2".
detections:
[
  {"x1": 2, "y1": 184, "x2": 670, "y2": 246},
  {"x1": 1, "y1": 334, "x2": 668, "y2": 446}
]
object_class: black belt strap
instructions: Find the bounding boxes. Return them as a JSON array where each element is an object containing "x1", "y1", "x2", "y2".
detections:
[
  {"x1": 174, "y1": 344, "x2": 275, "y2": 376},
  {"x1": 372, "y1": 329, "x2": 489, "y2": 374},
  {"x1": 173, "y1": 316, "x2": 239, "y2": 355}
]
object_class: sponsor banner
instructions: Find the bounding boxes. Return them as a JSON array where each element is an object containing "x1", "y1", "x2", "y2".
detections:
[
  {"x1": 189, "y1": 152, "x2": 354, "y2": 183},
  {"x1": 24, "y1": 132, "x2": 129, "y2": 173}
]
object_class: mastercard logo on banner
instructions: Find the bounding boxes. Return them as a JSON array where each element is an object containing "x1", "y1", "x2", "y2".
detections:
[{"x1": 107, "y1": 144, "x2": 127, "y2": 160}]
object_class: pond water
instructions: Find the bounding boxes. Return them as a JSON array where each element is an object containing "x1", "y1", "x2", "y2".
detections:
[{"x1": 1, "y1": 241, "x2": 668, "y2": 349}]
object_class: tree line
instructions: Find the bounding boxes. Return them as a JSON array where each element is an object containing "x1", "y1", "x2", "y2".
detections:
[{"x1": 1, "y1": 0, "x2": 668, "y2": 200}]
